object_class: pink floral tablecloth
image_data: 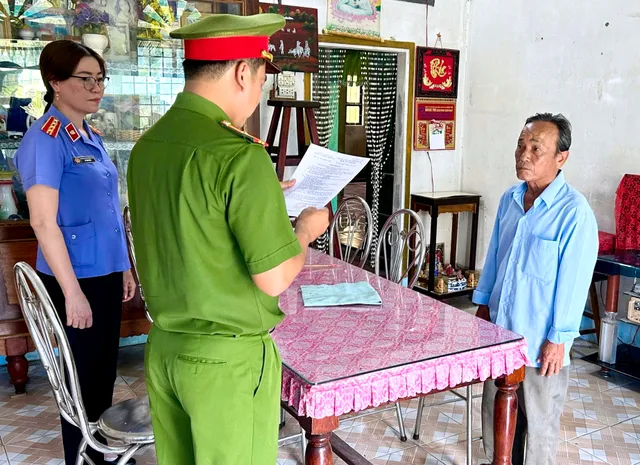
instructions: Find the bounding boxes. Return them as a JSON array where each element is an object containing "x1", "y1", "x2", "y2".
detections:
[{"x1": 274, "y1": 249, "x2": 529, "y2": 419}]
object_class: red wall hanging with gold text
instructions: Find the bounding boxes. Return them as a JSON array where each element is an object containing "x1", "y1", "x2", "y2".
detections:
[{"x1": 415, "y1": 47, "x2": 460, "y2": 99}]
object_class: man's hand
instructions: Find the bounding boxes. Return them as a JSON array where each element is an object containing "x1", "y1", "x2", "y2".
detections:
[
  {"x1": 537, "y1": 340, "x2": 565, "y2": 377},
  {"x1": 280, "y1": 179, "x2": 296, "y2": 190},
  {"x1": 475, "y1": 305, "x2": 491, "y2": 322},
  {"x1": 295, "y1": 207, "x2": 330, "y2": 243}
]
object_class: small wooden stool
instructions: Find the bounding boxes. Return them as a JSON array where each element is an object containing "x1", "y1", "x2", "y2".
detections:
[{"x1": 265, "y1": 99, "x2": 320, "y2": 181}]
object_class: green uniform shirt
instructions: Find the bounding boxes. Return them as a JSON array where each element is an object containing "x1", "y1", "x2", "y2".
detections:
[{"x1": 127, "y1": 92, "x2": 301, "y2": 335}]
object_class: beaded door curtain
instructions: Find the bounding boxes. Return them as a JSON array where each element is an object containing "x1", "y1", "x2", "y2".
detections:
[
  {"x1": 361, "y1": 51, "x2": 398, "y2": 264},
  {"x1": 313, "y1": 48, "x2": 347, "y2": 252},
  {"x1": 313, "y1": 48, "x2": 398, "y2": 259}
]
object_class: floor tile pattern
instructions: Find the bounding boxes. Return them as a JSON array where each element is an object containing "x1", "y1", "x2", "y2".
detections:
[{"x1": 1, "y1": 339, "x2": 637, "y2": 464}]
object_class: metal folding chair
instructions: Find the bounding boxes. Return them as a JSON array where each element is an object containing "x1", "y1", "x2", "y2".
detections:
[
  {"x1": 328, "y1": 196, "x2": 373, "y2": 268},
  {"x1": 13, "y1": 262, "x2": 154, "y2": 465},
  {"x1": 123, "y1": 205, "x2": 152, "y2": 324},
  {"x1": 372, "y1": 208, "x2": 427, "y2": 440}
]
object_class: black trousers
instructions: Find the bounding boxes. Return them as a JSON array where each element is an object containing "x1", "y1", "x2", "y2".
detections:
[{"x1": 39, "y1": 272, "x2": 123, "y2": 465}]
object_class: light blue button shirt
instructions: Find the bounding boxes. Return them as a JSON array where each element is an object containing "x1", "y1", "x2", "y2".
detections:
[
  {"x1": 472, "y1": 171, "x2": 598, "y2": 367},
  {"x1": 14, "y1": 105, "x2": 129, "y2": 279}
]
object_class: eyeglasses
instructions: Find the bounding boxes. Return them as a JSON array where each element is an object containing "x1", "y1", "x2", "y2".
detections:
[{"x1": 70, "y1": 76, "x2": 110, "y2": 90}]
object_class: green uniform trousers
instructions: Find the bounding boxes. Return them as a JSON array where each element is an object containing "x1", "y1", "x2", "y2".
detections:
[{"x1": 145, "y1": 326, "x2": 282, "y2": 465}]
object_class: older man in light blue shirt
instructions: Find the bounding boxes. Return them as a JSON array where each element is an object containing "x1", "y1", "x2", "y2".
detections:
[{"x1": 474, "y1": 113, "x2": 598, "y2": 465}]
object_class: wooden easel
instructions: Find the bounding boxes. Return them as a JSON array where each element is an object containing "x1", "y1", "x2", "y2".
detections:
[{"x1": 265, "y1": 99, "x2": 320, "y2": 181}]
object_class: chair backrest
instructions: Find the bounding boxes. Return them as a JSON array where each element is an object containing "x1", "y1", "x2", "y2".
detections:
[
  {"x1": 328, "y1": 196, "x2": 373, "y2": 268},
  {"x1": 123, "y1": 205, "x2": 152, "y2": 324},
  {"x1": 13, "y1": 262, "x2": 116, "y2": 455},
  {"x1": 615, "y1": 174, "x2": 640, "y2": 251},
  {"x1": 374, "y1": 209, "x2": 426, "y2": 289}
]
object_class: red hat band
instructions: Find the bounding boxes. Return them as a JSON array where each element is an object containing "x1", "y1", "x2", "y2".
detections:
[{"x1": 184, "y1": 35, "x2": 272, "y2": 62}]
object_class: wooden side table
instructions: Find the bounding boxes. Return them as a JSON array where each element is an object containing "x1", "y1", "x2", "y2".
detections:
[{"x1": 410, "y1": 192, "x2": 481, "y2": 300}]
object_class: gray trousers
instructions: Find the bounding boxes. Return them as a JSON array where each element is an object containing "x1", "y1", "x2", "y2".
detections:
[{"x1": 482, "y1": 366, "x2": 569, "y2": 465}]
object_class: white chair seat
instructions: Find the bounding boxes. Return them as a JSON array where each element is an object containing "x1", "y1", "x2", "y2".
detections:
[{"x1": 98, "y1": 396, "x2": 154, "y2": 444}]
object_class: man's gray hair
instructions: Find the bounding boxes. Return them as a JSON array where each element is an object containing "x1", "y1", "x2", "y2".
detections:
[{"x1": 525, "y1": 113, "x2": 572, "y2": 153}]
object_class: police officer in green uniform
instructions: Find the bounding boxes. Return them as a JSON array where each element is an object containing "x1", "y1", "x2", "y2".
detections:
[{"x1": 126, "y1": 13, "x2": 329, "y2": 465}]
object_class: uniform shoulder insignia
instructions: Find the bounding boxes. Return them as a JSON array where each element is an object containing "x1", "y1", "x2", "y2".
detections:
[
  {"x1": 41, "y1": 116, "x2": 61, "y2": 138},
  {"x1": 88, "y1": 124, "x2": 102, "y2": 136},
  {"x1": 220, "y1": 120, "x2": 268, "y2": 147},
  {"x1": 64, "y1": 123, "x2": 81, "y2": 142}
]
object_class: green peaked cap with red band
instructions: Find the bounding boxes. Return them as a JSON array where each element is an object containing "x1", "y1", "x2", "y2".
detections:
[{"x1": 170, "y1": 13, "x2": 286, "y2": 74}]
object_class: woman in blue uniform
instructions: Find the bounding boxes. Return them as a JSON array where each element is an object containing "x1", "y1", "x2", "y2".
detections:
[{"x1": 14, "y1": 40, "x2": 137, "y2": 465}]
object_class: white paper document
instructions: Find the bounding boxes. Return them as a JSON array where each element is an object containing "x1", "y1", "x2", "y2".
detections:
[
  {"x1": 428, "y1": 122, "x2": 446, "y2": 150},
  {"x1": 284, "y1": 144, "x2": 370, "y2": 217}
]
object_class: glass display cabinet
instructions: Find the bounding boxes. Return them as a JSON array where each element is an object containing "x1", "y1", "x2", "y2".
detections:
[{"x1": 0, "y1": 0, "x2": 257, "y2": 394}]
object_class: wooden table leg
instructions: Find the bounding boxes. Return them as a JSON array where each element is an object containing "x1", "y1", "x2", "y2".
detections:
[
  {"x1": 7, "y1": 355, "x2": 28, "y2": 394},
  {"x1": 601, "y1": 274, "x2": 621, "y2": 376},
  {"x1": 276, "y1": 107, "x2": 292, "y2": 181},
  {"x1": 589, "y1": 282, "x2": 602, "y2": 344},
  {"x1": 281, "y1": 402, "x2": 340, "y2": 465},
  {"x1": 428, "y1": 206, "x2": 439, "y2": 293},
  {"x1": 469, "y1": 200, "x2": 480, "y2": 271},
  {"x1": 266, "y1": 105, "x2": 282, "y2": 148},
  {"x1": 492, "y1": 366, "x2": 525, "y2": 465},
  {"x1": 6, "y1": 338, "x2": 29, "y2": 394},
  {"x1": 450, "y1": 212, "x2": 458, "y2": 266},
  {"x1": 605, "y1": 274, "x2": 620, "y2": 314},
  {"x1": 306, "y1": 432, "x2": 333, "y2": 465}
]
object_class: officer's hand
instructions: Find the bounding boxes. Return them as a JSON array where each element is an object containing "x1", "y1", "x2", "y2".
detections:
[
  {"x1": 123, "y1": 270, "x2": 136, "y2": 302},
  {"x1": 537, "y1": 340, "x2": 564, "y2": 377},
  {"x1": 280, "y1": 179, "x2": 296, "y2": 190},
  {"x1": 65, "y1": 292, "x2": 93, "y2": 330},
  {"x1": 295, "y1": 207, "x2": 330, "y2": 243},
  {"x1": 475, "y1": 305, "x2": 490, "y2": 322}
]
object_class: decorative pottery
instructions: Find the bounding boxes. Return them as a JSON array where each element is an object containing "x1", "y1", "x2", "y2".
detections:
[{"x1": 82, "y1": 33, "x2": 109, "y2": 56}]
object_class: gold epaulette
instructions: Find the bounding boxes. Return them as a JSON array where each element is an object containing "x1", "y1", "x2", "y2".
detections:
[
  {"x1": 41, "y1": 116, "x2": 61, "y2": 138},
  {"x1": 220, "y1": 120, "x2": 268, "y2": 147},
  {"x1": 89, "y1": 124, "x2": 102, "y2": 136}
]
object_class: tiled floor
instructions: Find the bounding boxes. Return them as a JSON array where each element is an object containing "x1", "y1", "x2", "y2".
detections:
[{"x1": 0, "y1": 340, "x2": 638, "y2": 464}]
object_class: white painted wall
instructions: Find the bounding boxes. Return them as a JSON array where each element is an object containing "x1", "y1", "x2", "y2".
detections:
[{"x1": 462, "y1": 1, "x2": 640, "y2": 269}]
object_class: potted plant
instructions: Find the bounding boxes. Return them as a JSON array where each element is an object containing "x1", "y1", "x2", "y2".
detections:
[
  {"x1": 73, "y1": 3, "x2": 110, "y2": 55},
  {"x1": 11, "y1": 17, "x2": 35, "y2": 40}
]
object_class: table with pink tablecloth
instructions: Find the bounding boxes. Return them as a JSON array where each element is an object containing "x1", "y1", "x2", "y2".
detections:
[{"x1": 274, "y1": 249, "x2": 528, "y2": 465}]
